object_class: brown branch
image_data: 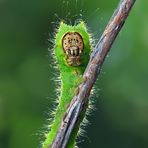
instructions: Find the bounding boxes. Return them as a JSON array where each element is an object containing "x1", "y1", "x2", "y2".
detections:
[{"x1": 51, "y1": 0, "x2": 136, "y2": 147}]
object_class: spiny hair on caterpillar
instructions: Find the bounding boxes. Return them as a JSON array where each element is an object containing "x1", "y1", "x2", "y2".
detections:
[
  {"x1": 42, "y1": 75, "x2": 62, "y2": 135},
  {"x1": 45, "y1": 86, "x2": 62, "y2": 126},
  {"x1": 54, "y1": 84, "x2": 62, "y2": 99},
  {"x1": 75, "y1": 96, "x2": 96, "y2": 146},
  {"x1": 78, "y1": 117, "x2": 89, "y2": 137},
  {"x1": 39, "y1": 108, "x2": 57, "y2": 147},
  {"x1": 50, "y1": 78, "x2": 61, "y2": 101},
  {"x1": 88, "y1": 87, "x2": 98, "y2": 112},
  {"x1": 43, "y1": 105, "x2": 58, "y2": 135},
  {"x1": 76, "y1": 85, "x2": 100, "y2": 144}
]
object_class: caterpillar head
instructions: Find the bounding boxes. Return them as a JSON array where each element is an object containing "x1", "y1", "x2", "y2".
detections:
[
  {"x1": 55, "y1": 21, "x2": 91, "y2": 68},
  {"x1": 62, "y1": 32, "x2": 84, "y2": 66}
]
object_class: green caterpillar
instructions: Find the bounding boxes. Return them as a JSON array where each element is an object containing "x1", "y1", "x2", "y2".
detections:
[{"x1": 43, "y1": 21, "x2": 91, "y2": 148}]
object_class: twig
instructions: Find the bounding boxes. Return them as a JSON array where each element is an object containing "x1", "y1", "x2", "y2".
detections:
[{"x1": 50, "y1": 0, "x2": 136, "y2": 147}]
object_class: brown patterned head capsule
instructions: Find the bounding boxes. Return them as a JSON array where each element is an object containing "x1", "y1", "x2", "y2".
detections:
[{"x1": 62, "y1": 32, "x2": 84, "y2": 66}]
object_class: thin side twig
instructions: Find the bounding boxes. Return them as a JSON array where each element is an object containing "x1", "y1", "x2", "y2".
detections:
[{"x1": 51, "y1": 0, "x2": 136, "y2": 147}]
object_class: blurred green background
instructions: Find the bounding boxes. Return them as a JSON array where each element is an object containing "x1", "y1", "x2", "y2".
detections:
[{"x1": 0, "y1": 0, "x2": 148, "y2": 148}]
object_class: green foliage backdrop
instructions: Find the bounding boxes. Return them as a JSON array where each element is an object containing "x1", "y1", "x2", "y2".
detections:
[{"x1": 0, "y1": 0, "x2": 148, "y2": 148}]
